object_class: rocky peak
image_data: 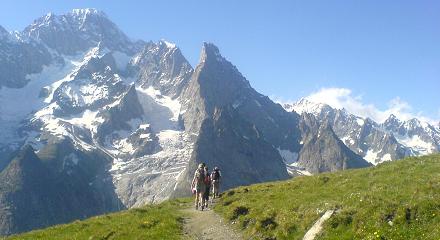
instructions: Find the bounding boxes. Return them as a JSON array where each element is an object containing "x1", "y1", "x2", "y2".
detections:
[
  {"x1": 382, "y1": 114, "x2": 402, "y2": 132},
  {"x1": 385, "y1": 114, "x2": 400, "y2": 124},
  {"x1": 292, "y1": 98, "x2": 333, "y2": 117},
  {"x1": 0, "y1": 145, "x2": 47, "y2": 189},
  {"x1": 194, "y1": 42, "x2": 250, "y2": 98},
  {"x1": 133, "y1": 40, "x2": 193, "y2": 98},
  {"x1": 23, "y1": 9, "x2": 133, "y2": 55},
  {"x1": 404, "y1": 118, "x2": 422, "y2": 131},
  {"x1": 199, "y1": 42, "x2": 222, "y2": 63},
  {"x1": 298, "y1": 117, "x2": 370, "y2": 173},
  {"x1": 158, "y1": 39, "x2": 176, "y2": 50},
  {"x1": 70, "y1": 8, "x2": 107, "y2": 19}
]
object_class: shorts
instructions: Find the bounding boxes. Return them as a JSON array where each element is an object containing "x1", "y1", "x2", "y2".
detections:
[
  {"x1": 195, "y1": 183, "x2": 205, "y2": 194},
  {"x1": 204, "y1": 186, "x2": 210, "y2": 200}
]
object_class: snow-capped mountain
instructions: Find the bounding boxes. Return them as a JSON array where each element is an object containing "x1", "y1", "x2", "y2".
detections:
[
  {"x1": 287, "y1": 99, "x2": 440, "y2": 164},
  {"x1": 22, "y1": 9, "x2": 139, "y2": 55},
  {"x1": 0, "y1": 9, "x2": 371, "y2": 235}
]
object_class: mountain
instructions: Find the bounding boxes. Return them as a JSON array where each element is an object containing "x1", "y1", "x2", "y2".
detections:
[
  {"x1": 0, "y1": 9, "x2": 369, "y2": 235},
  {"x1": 22, "y1": 9, "x2": 137, "y2": 55},
  {"x1": 174, "y1": 43, "x2": 295, "y2": 194},
  {"x1": 288, "y1": 99, "x2": 440, "y2": 164},
  {"x1": 297, "y1": 113, "x2": 371, "y2": 173},
  {"x1": 0, "y1": 25, "x2": 52, "y2": 89},
  {"x1": 0, "y1": 144, "x2": 121, "y2": 235}
]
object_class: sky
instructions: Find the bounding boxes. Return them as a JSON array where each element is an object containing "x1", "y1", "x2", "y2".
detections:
[{"x1": 1, "y1": 0, "x2": 439, "y2": 123}]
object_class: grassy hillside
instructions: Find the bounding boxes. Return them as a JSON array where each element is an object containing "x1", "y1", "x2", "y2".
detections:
[
  {"x1": 4, "y1": 199, "x2": 191, "y2": 240},
  {"x1": 4, "y1": 154, "x2": 440, "y2": 240},
  {"x1": 214, "y1": 154, "x2": 440, "y2": 240}
]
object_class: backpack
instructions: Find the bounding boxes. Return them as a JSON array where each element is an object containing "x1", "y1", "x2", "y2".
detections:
[
  {"x1": 195, "y1": 168, "x2": 205, "y2": 185},
  {"x1": 211, "y1": 170, "x2": 220, "y2": 181},
  {"x1": 204, "y1": 171, "x2": 211, "y2": 185}
]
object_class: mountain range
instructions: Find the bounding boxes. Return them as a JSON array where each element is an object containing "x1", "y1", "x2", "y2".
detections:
[
  {"x1": 0, "y1": 8, "x2": 437, "y2": 235},
  {"x1": 284, "y1": 99, "x2": 440, "y2": 165}
]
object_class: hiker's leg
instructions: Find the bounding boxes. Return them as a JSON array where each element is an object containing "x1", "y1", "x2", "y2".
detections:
[
  {"x1": 213, "y1": 182, "x2": 219, "y2": 197},
  {"x1": 195, "y1": 192, "x2": 199, "y2": 209},
  {"x1": 212, "y1": 181, "x2": 216, "y2": 199},
  {"x1": 199, "y1": 192, "x2": 205, "y2": 210}
]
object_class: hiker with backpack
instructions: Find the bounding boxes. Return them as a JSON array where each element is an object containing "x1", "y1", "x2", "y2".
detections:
[
  {"x1": 211, "y1": 166, "x2": 221, "y2": 199},
  {"x1": 203, "y1": 166, "x2": 211, "y2": 209},
  {"x1": 191, "y1": 163, "x2": 206, "y2": 210}
]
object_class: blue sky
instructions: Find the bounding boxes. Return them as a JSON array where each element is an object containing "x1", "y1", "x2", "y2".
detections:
[{"x1": 1, "y1": 0, "x2": 439, "y2": 122}]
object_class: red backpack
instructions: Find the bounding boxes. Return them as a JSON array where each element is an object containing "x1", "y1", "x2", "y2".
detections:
[{"x1": 204, "y1": 171, "x2": 211, "y2": 185}]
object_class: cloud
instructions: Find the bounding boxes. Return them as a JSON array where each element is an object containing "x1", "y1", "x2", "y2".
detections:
[{"x1": 280, "y1": 87, "x2": 438, "y2": 124}]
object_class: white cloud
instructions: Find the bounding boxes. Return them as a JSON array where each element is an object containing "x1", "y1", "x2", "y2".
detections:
[{"x1": 281, "y1": 87, "x2": 438, "y2": 125}]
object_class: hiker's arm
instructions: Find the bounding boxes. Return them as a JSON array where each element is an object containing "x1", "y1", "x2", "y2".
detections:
[{"x1": 190, "y1": 174, "x2": 195, "y2": 189}]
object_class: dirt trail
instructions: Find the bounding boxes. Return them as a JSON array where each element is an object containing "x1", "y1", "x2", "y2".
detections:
[{"x1": 182, "y1": 202, "x2": 243, "y2": 240}]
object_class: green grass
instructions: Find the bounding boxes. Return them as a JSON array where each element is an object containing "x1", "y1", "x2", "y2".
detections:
[
  {"x1": 5, "y1": 154, "x2": 440, "y2": 240},
  {"x1": 214, "y1": 154, "x2": 440, "y2": 240},
  {"x1": 4, "y1": 198, "x2": 192, "y2": 240}
]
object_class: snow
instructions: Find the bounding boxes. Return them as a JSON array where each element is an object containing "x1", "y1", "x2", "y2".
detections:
[
  {"x1": 0, "y1": 51, "x2": 89, "y2": 146},
  {"x1": 342, "y1": 136, "x2": 355, "y2": 145},
  {"x1": 396, "y1": 135, "x2": 435, "y2": 155},
  {"x1": 136, "y1": 86, "x2": 182, "y2": 127},
  {"x1": 356, "y1": 118, "x2": 365, "y2": 126},
  {"x1": 381, "y1": 153, "x2": 392, "y2": 162},
  {"x1": 43, "y1": 47, "x2": 109, "y2": 104},
  {"x1": 296, "y1": 168, "x2": 313, "y2": 176},
  {"x1": 364, "y1": 149, "x2": 379, "y2": 165},
  {"x1": 79, "y1": 83, "x2": 110, "y2": 105},
  {"x1": 291, "y1": 98, "x2": 326, "y2": 115},
  {"x1": 139, "y1": 133, "x2": 151, "y2": 139},
  {"x1": 161, "y1": 40, "x2": 176, "y2": 49},
  {"x1": 64, "y1": 109, "x2": 103, "y2": 132},
  {"x1": 102, "y1": 85, "x2": 195, "y2": 206},
  {"x1": 71, "y1": 8, "x2": 104, "y2": 18},
  {"x1": 113, "y1": 138, "x2": 135, "y2": 154},
  {"x1": 277, "y1": 148, "x2": 311, "y2": 176}
]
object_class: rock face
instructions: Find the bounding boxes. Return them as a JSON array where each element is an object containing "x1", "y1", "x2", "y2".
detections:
[
  {"x1": 298, "y1": 113, "x2": 371, "y2": 173},
  {"x1": 0, "y1": 143, "x2": 121, "y2": 235},
  {"x1": 0, "y1": 25, "x2": 52, "y2": 88},
  {"x1": 22, "y1": 9, "x2": 135, "y2": 55},
  {"x1": 174, "y1": 44, "x2": 296, "y2": 195},
  {"x1": 132, "y1": 40, "x2": 193, "y2": 98},
  {"x1": 0, "y1": 9, "x2": 371, "y2": 235}
]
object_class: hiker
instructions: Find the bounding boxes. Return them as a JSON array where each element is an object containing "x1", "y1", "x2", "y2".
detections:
[
  {"x1": 211, "y1": 166, "x2": 221, "y2": 199},
  {"x1": 203, "y1": 166, "x2": 211, "y2": 208},
  {"x1": 191, "y1": 163, "x2": 206, "y2": 210}
]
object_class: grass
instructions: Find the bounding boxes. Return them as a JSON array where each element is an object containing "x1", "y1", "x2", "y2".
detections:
[
  {"x1": 4, "y1": 198, "x2": 192, "y2": 240},
  {"x1": 4, "y1": 154, "x2": 440, "y2": 240},
  {"x1": 214, "y1": 154, "x2": 440, "y2": 240}
]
